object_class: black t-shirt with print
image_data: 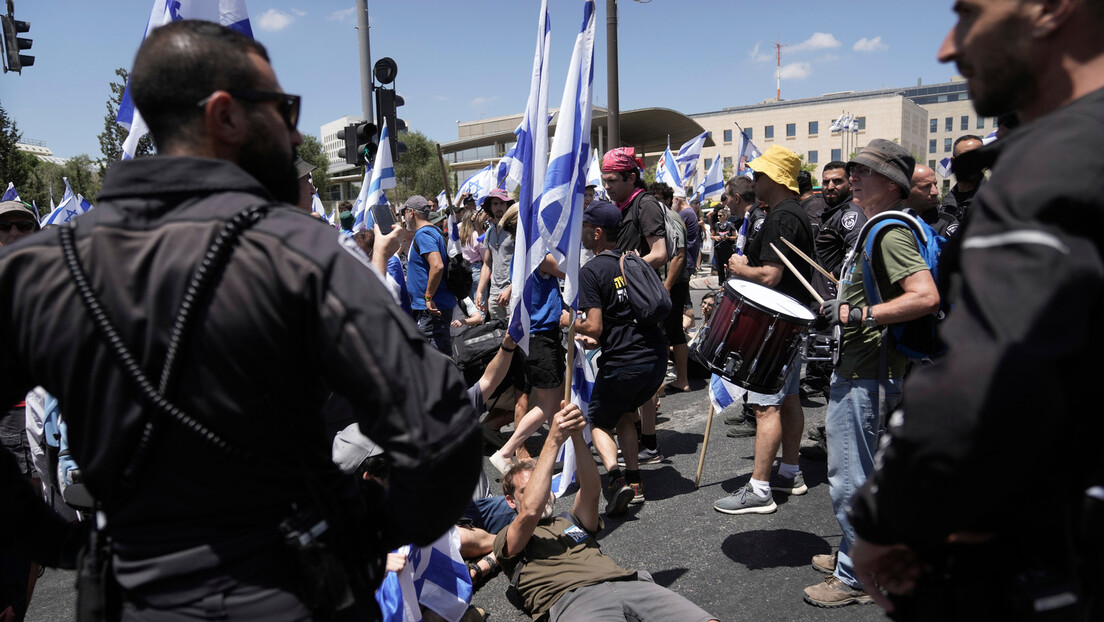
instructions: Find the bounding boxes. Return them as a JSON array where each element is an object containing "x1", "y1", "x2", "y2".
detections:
[{"x1": 578, "y1": 251, "x2": 667, "y2": 367}]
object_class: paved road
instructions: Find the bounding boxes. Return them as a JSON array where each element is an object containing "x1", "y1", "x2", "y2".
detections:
[{"x1": 25, "y1": 281, "x2": 887, "y2": 621}]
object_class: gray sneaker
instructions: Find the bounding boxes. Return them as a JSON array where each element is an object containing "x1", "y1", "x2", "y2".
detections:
[
  {"x1": 713, "y1": 484, "x2": 777, "y2": 515},
  {"x1": 770, "y1": 471, "x2": 808, "y2": 495},
  {"x1": 726, "y1": 422, "x2": 757, "y2": 438},
  {"x1": 618, "y1": 446, "x2": 663, "y2": 467}
]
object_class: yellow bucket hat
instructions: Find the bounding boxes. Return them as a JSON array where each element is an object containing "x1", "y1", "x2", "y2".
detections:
[{"x1": 747, "y1": 145, "x2": 801, "y2": 194}]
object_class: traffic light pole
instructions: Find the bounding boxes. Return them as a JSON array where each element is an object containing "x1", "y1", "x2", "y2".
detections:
[{"x1": 355, "y1": 0, "x2": 373, "y2": 122}]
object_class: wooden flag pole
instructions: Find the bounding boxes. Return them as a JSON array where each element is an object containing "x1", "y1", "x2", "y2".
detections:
[
  {"x1": 563, "y1": 321, "x2": 577, "y2": 406},
  {"x1": 694, "y1": 397, "x2": 715, "y2": 488},
  {"x1": 435, "y1": 143, "x2": 454, "y2": 208}
]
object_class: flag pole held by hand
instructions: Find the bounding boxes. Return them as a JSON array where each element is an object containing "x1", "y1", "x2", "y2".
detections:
[{"x1": 436, "y1": 143, "x2": 454, "y2": 208}]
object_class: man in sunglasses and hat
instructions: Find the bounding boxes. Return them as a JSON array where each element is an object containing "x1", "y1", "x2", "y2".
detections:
[
  {"x1": 0, "y1": 201, "x2": 39, "y2": 247},
  {"x1": 0, "y1": 20, "x2": 480, "y2": 620}
]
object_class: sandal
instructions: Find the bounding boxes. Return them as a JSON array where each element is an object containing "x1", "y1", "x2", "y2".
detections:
[{"x1": 466, "y1": 553, "x2": 500, "y2": 590}]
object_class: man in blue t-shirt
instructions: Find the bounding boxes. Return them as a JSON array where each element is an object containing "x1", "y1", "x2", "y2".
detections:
[
  {"x1": 403, "y1": 195, "x2": 457, "y2": 354},
  {"x1": 576, "y1": 201, "x2": 668, "y2": 515}
]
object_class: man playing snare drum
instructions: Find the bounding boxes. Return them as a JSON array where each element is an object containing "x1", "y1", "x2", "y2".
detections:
[
  {"x1": 715, "y1": 145, "x2": 816, "y2": 515},
  {"x1": 801, "y1": 140, "x2": 940, "y2": 608}
]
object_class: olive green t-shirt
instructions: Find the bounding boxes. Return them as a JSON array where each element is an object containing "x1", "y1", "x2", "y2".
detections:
[
  {"x1": 493, "y1": 513, "x2": 636, "y2": 619},
  {"x1": 835, "y1": 226, "x2": 930, "y2": 379}
]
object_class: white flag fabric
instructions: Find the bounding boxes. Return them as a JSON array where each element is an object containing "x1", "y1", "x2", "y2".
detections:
[
  {"x1": 117, "y1": 0, "x2": 254, "y2": 159},
  {"x1": 697, "y1": 152, "x2": 725, "y2": 201},
  {"x1": 504, "y1": 0, "x2": 552, "y2": 353},
  {"x1": 936, "y1": 156, "x2": 953, "y2": 178},
  {"x1": 375, "y1": 529, "x2": 473, "y2": 622},
  {"x1": 41, "y1": 178, "x2": 94, "y2": 226},
  {"x1": 710, "y1": 373, "x2": 746, "y2": 412},
  {"x1": 551, "y1": 339, "x2": 597, "y2": 497},
  {"x1": 674, "y1": 130, "x2": 710, "y2": 185},
  {"x1": 454, "y1": 165, "x2": 497, "y2": 207},
  {"x1": 654, "y1": 146, "x2": 684, "y2": 197},
  {"x1": 736, "y1": 131, "x2": 763, "y2": 178},
  {"x1": 585, "y1": 148, "x2": 608, "y2": 200},
  {"x1": 353, "y1": 120, "x2": 396, "y2": 232}
]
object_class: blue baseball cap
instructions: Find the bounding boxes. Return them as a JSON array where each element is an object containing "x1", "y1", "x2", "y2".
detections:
[{"x1": 583, "y1": 200, "x2": 621, "y2": 232}]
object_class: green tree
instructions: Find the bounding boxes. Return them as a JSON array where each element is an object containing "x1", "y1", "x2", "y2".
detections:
[
  {"x1": 98, "y1": 68, "x2": 154, "y2": 171},
  {"x1": 298, "y1": 134, "x2": 330, "y2": 199},
  {"x1": 392, "y1": 130, "x2": 450, "y2": 201},
  {"x1": 796, "y1": 153, "x2": 818, "y2": 186},
  {"x1": 0, "y1": 103, "x2": 37, "y2": 195}
]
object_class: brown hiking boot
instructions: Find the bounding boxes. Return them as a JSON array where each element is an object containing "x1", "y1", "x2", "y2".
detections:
[
  {"x1": 803, "y1": 576, "x2": 873, "y2": 608},
  {"x1": 812, "y1": 552, "x2": 837, "y2": 574}
]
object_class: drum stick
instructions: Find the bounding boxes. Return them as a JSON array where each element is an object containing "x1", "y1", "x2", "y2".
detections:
[
  {"x1": 694, "y1": 398, "x2": 715, "y2": 489},
  {"x1": 769, "y1": 242, "x2": 825, "y2": 304},
  {"x1": 435, "y1": 143, "x2": 454, "y2": 208},
  {"x1": 780, "y1": 237, "x2": 837, "y2": 286}
]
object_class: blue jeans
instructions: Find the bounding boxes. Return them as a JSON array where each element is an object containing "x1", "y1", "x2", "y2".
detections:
[
  {"x1": 412, "y1": 309, "x2": 452, "y2": 355},
  {"x1": 825, "y1": 374, "x2": 902, "y2": 589}
]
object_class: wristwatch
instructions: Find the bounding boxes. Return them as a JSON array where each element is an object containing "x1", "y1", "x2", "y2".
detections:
[{"x1": 862, "y1": 306, "x2": 878, "y2": 328}]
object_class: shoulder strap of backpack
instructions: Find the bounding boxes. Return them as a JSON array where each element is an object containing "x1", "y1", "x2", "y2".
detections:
[{"x1": 858, "y1": 211, "x2": 927, "y2": 305}]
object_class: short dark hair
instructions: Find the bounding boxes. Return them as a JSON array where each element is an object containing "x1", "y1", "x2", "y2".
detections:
[
  {"x1": 953, "y1": 135, "x2": 983, "y2": 152},
  {"x1": 726, "y1": 176, "x2": 755, "y2": 203},
  {"x1": 501, "y1": 459, "x2": 538, "y2": 498},
  {"x1": 823, "y1": 161, "x2": 847, "y2": 174},
  {"x1": 615, "y1": 168, "x2": 647, "y2": 190},
  {"x1": 797, "y1": 170, "x2": 813, "y2": 194},
  {"x1": 702, "y1": 291, "x2": 717, "y2": 304},
  {"x1": 338, "y1": 200, "x2": 353, "y2": 212},
  {"x1": 130, "y1": 20, "x2": 270, "y2": 151},
  {"x1": 648, "y1": 182, "x2": 673, "y2": 203}
]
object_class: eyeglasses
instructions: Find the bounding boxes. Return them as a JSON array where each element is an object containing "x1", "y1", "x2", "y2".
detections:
[
  {"x1": 0, "y1": 220, "x2": 35, "y2": 232},
  {"x1": 849, "y1": 164, "x2": 876, "y2": 179},
  {"x1": 197, "y1": 89, "x2": 301, "y2": 129}
]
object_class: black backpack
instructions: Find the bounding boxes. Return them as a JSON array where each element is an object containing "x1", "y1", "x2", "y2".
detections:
[
  {"x1": 452, "y1": 318, "x2": 507, "y2": 385},
  {"x1": 600, "y1": 250, "x2": 672, "y2": 326}
]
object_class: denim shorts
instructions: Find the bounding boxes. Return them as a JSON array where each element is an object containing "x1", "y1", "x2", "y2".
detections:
[
  {"x1": 745, "y1": 362, "x2": 801, "y2": 406},
  {"x1": 588, "y1": 360, "x2": 665, "y2": 429}
]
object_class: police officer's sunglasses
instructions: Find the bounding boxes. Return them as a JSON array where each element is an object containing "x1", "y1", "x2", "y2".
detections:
[
  {"x1": 197, "y1": 89, "x2": 301, "y2": 130},
  {"x1": 0, "y1": 221, "x2": 35, "y2": 232}
]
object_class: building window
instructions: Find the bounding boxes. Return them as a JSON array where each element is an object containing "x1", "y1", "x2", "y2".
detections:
[
  {"x1": 976, "y1": 116, "x2": 986, "y2": 129},
  {"x1": 723, "y1": 157, "x2": 733, "y2": 169},
  {"x1": 723, "y1": 129, "x2": 733, "y2": 142},
  {"x1": 764, "y1": 125, "x2": 774, "y2": 139},
  {"x1": 808, "y1": 150, "x2": 818, "y2": 164},
  {"x1": 929, "y1": 139, "x2": 937, "y2": 154},
  {"x1": 808, "y1": 121, "x2": 818, "y2": 135},
  {"x1": 960, "y1": 115, "x2": 969, "y2": 130},
  {"x1": 704, "y1": 158, "x2": 712, "y2": 169},
  {"x1": 786, "y1": 123, "x2": 796, "y2": 137},
  {"x1": 930, "y1": 119, "x2": 938, "y2": 133},
  {"x1": 855, "y1": 117, "x2": 866, "y2": 130},
  {"x1": 928, "y1": 159, "x2": 936, "y2": 169},
  {"x1": 943, "y1": 179, "x2": 950, "y2": 192},
  {"x1": 745, "y1": 127, "x2": 753, "y2": 140},
  {"x1": 831, "y1": 148, "x2": 841, "y2": 161},
  {"x1": 945, "y1": 117, "x2": 953, "y2": 132},
  {"x1": 993, "y1": 117, "x2": 999, "y2": 128},
  {"x1": 944, "y1": 138, "x2": 953, "y2": 153}
]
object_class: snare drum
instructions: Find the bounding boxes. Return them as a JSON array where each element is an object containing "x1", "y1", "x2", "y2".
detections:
[{"x1": 694, "y1": 280, "x2": 815, "y2": 393}]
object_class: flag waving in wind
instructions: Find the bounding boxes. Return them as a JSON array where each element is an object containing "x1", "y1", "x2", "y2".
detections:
[
  {"x1": 736, "y1": 130, "x2": 763, "y2": 178},
  {"x1": 353, "y1": 120, "x2": 396, "y2": 232},
  {"x1": 696, "y1": 152, "x2": 725, "y2": 201},
  {"x1": 505, "y1": 0, "x2": 552, "y2": 353},
  {"x1": 41, "y1": 178, "x2": 94, "y2": 226},
  {"x1": 674, "y1": 130, "x2": 710, "y2": 184},
  {"x1": 585, "y1": 148, "x2": 608, "y2": 200},
  {"x1": 654, "y1": 145, "x2": 684, "y2": 197},
  {"x1": 117, "y1": 0, "x2": 254, "y2": 160},
  {"x1": 2, "y1": 183, "x2": 19, "y2": 202}
]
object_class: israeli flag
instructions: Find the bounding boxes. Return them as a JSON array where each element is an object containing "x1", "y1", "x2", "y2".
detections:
[
  {"x1": 446, "y1": 212, "x2": 462, "y2": 258},
  {"x1": 696, "y1": 151, "x2": 725, "y2": 201},
  {"x1": 735, "y1": 217, "x2": 749, "y2": 256},
  {"x1": 495, "y1": 141, "x2": 523, "y2": 193},
  {"x1": 504, "y1": 0, "x2": 551, "y2": 353},
  {"x1": 736, "y1": 131, "x2": 763, "y2": 178},
  {"x1": 830, "y1": 113, "x2": 852, "y2": 134},
  {"x1": 376, "y1": 527, "x2": 472, "y2": 622},
  {"x1": 550, "y1": 339, "x2": 597, "y2": 497},
  {"x1": 585, "y1": 148, "x2": 608, "y2": 200},
  {"x1": 982, "y1": 128, "x2": 999, "y2": 145},
  {"x1": 117, "y1": 0, "x2": 254, "y2": 159},
  {"x1": 41, "y1": 178, "x2": 94, "y2": 226},
  {"x1": 2, "y1": 182, "x2": 19, "y2": 202},
  {"x1": 309, "y1": 173, "x2": 328, "y2": 221},
  {"x1": 674, "y1": 130, "x2": 710, "y2": 184},
  {"x1": 353, "y1": 119, "x2": 396, "y2": 232},
  {"x1": 654, "y1": 145, "x2": 684, "y2": 197},
  {"x1": 936, "y1": 156, "x2": 953, "y2": 178},
  {"x1": 709, "y1": 373, "x2": 746, "y2": 412},
  {"x1": 454, "y1": 165, "x2": 497, "y2": 206},
  {"x1": 436, "y1": 190, "x2": 449, "y2": 210}
]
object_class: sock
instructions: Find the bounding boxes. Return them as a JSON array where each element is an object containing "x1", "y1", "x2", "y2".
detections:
[
  {"x1": 778, "y1": 462, "x2": 800, "y2": 479},
  {"x1": 607, "y1": 467, "x2": 623, "y2": 482},
  {"x1": 625, "y1": 469, "x2": 642, "y2": 484},
  {"x1": 749, "y1": 478, "x2": 771, "y2": 497},
  {"x1": 639, "y1": 434, "x2": 657, "y2": 451}
]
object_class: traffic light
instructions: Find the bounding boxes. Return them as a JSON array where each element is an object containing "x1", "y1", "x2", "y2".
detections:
[
  {"x1": 376, "y1": 88, "x2": 407, "y2": 158},
  {"x1": 1, "y1": 14, "x2": 33, "y2": 74},
  {"x1": 337, "y1": 121, "x2": 377, "y2": 166}
]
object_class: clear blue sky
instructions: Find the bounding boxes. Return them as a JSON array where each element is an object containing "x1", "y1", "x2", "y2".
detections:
[{"x1": 2, "y1": 1, "x2": 961, "y2": 160}]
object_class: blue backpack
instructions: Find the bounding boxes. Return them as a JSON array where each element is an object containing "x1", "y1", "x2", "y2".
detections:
[{"x1": 857, "y1": 210, "x2": 947, "y2": 360}]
